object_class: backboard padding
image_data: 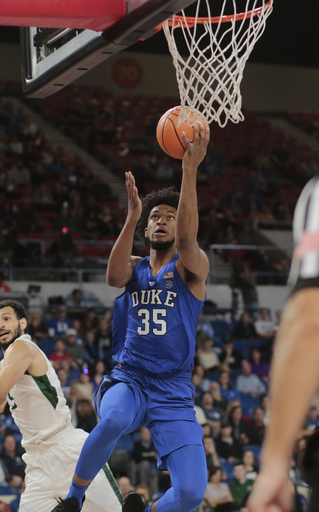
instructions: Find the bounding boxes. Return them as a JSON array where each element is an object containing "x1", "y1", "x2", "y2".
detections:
[{"x1": 21, "y1": 0, "x2": 196, "y2": 98}]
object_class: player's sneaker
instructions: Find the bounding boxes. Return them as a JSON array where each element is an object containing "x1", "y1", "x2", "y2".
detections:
[
  {"x1": 51, "y1": 497, "x2": 85, "y2": 512},
  {"x1": 122, "y1": 492, "x2": 146, "y2": 512}
]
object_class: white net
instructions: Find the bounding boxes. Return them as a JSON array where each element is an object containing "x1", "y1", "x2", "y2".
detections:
[{"x1": 163, "y1": 0, "x2": 274, "y2": 127}]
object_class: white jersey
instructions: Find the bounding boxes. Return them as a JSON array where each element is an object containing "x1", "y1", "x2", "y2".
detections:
[{"x1": 1, "y1": 334, "x2": 71, "y2": 448}]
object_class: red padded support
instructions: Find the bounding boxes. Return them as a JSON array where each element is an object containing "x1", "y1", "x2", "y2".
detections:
[{"x1": 0, "y1": 0, "x2": 127, "y2": 32}]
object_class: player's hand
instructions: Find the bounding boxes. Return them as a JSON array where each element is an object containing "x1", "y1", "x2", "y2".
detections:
[
  {"x1": 247, "y1": 468, "x2": 294, "y2": 512},
  {"x1": 125, "y1": 171, "x2": 142, "y2": 223},
  {"x1": 181, "y1": 122, "x2": 210, "y2": 171}
]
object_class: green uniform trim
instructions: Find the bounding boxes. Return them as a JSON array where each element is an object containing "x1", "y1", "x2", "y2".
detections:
[
  {"x1": 102, "y1": 464, "x2": 124, "y2": 505},
  {"x1": 8, "y1": 392, "x2": 17, "y2": 410},
  {"x1": 32, "y1": 375, "x2": 59, "y2": 409}
]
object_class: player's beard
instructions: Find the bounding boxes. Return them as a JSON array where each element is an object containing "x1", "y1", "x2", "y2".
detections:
[
  {"x1": 0, "y1": 324, "x2": 23, "y2": 352},
  {"x1": 150, "y1": 238, "x2": 175, "y2": 252}
]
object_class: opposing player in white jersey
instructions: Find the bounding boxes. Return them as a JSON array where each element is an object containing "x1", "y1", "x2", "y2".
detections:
[
  {"x1": 0, "y1": 299, "x2": 122, "y2": 512},
  {"x1": 248, "y1": 176, "x2": 319, "y2": 512}
]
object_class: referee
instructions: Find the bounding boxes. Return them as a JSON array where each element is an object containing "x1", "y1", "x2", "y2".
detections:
[{"x1": 248, "y1": 176, "x2": 319, "y2": 512}]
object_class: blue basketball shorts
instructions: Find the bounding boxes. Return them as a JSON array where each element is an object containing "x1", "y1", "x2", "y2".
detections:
[{"x1": 94, "y1": 365, "x2": 204, "y2": 470}]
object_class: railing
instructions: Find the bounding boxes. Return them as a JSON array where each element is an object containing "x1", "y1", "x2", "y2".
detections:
[
  {"x1": 1, "y1": 242, "x2": 293, "y2": 284},
  {"x1": 208, "y1": 244, "x2": 293, "y2": 284},
  {"x1": 1, "y1": 266, "x2": 107, "y2": 283},
  {"x1": 253, "y1": 220, "x2": 293, "y2": 230},
  {"x1": 16, "y1": 237, "x2": 116, "y2": 258}
]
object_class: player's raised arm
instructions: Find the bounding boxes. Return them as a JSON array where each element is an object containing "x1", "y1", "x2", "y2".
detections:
[
  {"x1": 106, "y1": 171, "x2": 143, "y2": 288},
  {"x1": 176, "y1": 123, "x2": 210, "y2": 280}
]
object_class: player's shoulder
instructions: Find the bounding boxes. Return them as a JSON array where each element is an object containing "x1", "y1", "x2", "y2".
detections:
[
  {"x1": 130, "y1": 255, "x2": 144, "y2": 266},
  {"x1": 5, "y1": 338, "x2": 37, "y2": 359},
  {"x1": 176, "y1": 248, "x2": 209, "y2": 283},
  {"x1": 129, "y1": 255, "x2": 146, "y2": 273}
]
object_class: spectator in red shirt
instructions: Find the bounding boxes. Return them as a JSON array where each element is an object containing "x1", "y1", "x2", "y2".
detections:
[{"x1": 49, "y1": 339, "x2": 76, "y2": 370}]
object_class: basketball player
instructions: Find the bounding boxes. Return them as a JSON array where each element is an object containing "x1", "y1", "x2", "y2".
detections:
[
  {"x1": 51, "y1": 123, "x2": 210, "y2": 512},
  {"x1": 0, "y1": 299, "x2": 122, "y2": 512},
  {"x1": 248, "y1": 176, "x2": 319, "y2": 512}
]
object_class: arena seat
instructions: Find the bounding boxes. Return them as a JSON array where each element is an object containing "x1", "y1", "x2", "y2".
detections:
[
  {"x1": 220, "y1": 461, "x2": 234, "y2": 481},
  {"x1": 0, "y1": 486, "x2": 12, "y2": 495},
  {"x1": 108, "y1": 434, "x2": 134, "y2": 475},
  {"x1": 232, "y1": 340, "x2": 250, "y2": 359},
  {"x1": 211, "y1": 319, "x2": 231, "y2": 343},
  {"x1": 243, "y1": 444, "x2": 262, "y2": 461},
  {"x1": 239, "y1": 393, "x2": 257, "y2": 417},
  {"x1": 38, "y1": 338, "x2": 56, "y2": 358}
]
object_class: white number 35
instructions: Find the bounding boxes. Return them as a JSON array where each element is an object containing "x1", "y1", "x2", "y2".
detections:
[{"x1": 137, "y1": 309, "x2": 167, "y2": 336}]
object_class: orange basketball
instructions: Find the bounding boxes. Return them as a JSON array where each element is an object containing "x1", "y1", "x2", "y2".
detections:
[{"x1": 156, "y1": 106, "x2": 209, "y2": 160}]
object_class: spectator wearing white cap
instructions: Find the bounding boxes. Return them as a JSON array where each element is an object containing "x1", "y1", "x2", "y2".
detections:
[{"x1": 65, "y1": 328, "x2": 85, "y2": 368}]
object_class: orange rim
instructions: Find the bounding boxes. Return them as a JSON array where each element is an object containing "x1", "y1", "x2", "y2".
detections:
[{"x1": 157, "y1": 0, "x2": 273, "y2": 28}]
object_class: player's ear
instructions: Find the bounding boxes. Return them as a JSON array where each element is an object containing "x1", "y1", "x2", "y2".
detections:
[
  {"x1": 144, "y1": 227, "x2": 148, "y2": 238},
  {"x1": 20, "y1": 318, "x2": 27, "y2": 331}
]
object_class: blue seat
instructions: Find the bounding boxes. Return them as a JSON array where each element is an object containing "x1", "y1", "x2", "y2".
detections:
[
  {"x1": 0, "y1": 485, "x2": 12, "y2": 495},
  {"x1": 220, "y1": 460, "x2": 234, "y2": 481},
  {"x1": 114, "y1": 434, "x2": 134, "y2": 457},
  {"x1": 239, "y1": 393, "x2": 257, "y2": 417},
  {"x1": 249, "y1": 338, "x2": 267, "y2": 349},
  {"x1": 211, "y1": 319, "x2": 231, "y2": 343},
  {"x1": 108, "y1": 434, "x2": 134, "y2": 474},
  {"x1": 232, "y1": 339, "x2": 250, "y2": 359},
  {"x1": 243, "y1": 444, "x2": 262, "y2": 462},
  {"x1": 213, "y1": 339, "x2": 225, "y2": 351},
  {"x1": 38, "y1": 337, "x2": 56, "y2": 357},
  {"x1": 229, "y1": 371, "x2": 239, "y2": 387}
]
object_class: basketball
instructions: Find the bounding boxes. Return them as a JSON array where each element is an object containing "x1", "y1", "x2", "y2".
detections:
[{"x1": 156, "y1": 106, "x2": 209, "y2": 160}]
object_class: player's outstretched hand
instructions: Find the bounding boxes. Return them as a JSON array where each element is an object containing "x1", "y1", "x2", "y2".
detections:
[
  {"x1": 181, "y1": 122, "x2": 210, "y2": 171},
  {"x1": 125, "y1": 171, "x2": 142, "y2": 223},
  {"x1": 247, "y1": 468, "x2": 294, "y2": 512}
]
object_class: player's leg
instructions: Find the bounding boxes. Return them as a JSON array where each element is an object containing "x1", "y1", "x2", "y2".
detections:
[
  {"x1": 83, "y1": 464, "x2": 123, "y2": 512},
  {"x1": 73, "y1": 382, "x2": 137, "y2": 481},
  {"x1": 53, "y1": 382, "x2": 138, "y2": 511},
  {"x1": 62, "y1": 427, "x2": 123, "y2": 512},
  {"x1": 156, "y1": 444, "x2": 207, "y2": 512},
  {"x1": 20, "y1": 496, "x2": 59, "y2": 512},
  {"x1": 124, "y1": 444, "x2": 207, "y2": 512}
]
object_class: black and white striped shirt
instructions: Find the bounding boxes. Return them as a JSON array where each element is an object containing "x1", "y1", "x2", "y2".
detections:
[{"x1": 289, "y1": 176, "x2": 319, "y2": 293}]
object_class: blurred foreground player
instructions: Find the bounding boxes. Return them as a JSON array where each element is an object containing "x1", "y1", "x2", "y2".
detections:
[
  {"x1": 0, "y1": 300, "x2": 122, "y2": 512},
  {"x1": 51, "y1": 123, "x2": 210, "y2": 512},
  {"x1": 248, "y1": 176, "x2": 319, "y2": 512}
]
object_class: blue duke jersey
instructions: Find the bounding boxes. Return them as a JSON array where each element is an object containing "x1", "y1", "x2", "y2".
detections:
[{"x1": 112, "y1": 254, "x2": 205, "y2": 374}]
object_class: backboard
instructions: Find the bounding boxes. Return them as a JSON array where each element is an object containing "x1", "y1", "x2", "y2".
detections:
[{"x1": 17, "y1": 0, "x2": 196, "y2": 98}]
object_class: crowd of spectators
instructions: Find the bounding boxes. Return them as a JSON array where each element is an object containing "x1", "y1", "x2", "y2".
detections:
[
  {"x1": 0, "y1": 95, "x2": 122, "y2": 270},
  {"x1": 0, "y1": 297, "x2": 314, "y2": 511},
  {"x1": 1, "y1": 84, "x2": 318, "y2": 509},
  {"x1": 0, "y1": 85, "x2": 319, "y2": 281}
]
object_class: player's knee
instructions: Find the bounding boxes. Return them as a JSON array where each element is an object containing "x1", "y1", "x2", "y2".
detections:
[
  {"x1": 178, "y1": 482, "x2": 206, "y2": 512},
  {"x1": 98, "y1": 414, "x2": 130, "y2": 438}
]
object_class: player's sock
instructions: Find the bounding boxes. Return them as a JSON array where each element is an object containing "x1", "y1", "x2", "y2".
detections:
[{"x1": 66, "y1": 479, "x2": 88, "y2": 507}]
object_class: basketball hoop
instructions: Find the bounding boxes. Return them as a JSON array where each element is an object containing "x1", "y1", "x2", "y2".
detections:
[{"x1": 161, "y1": 0, "x2": 274, "y2": 127}]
